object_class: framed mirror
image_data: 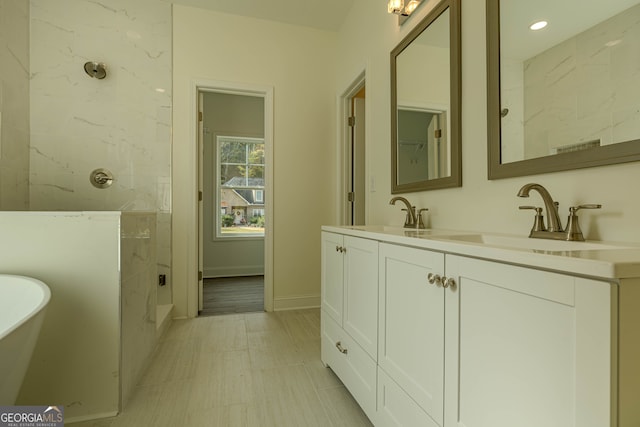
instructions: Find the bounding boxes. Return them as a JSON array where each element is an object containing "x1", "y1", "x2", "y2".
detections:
[
  {"x1": 487, "y1": 0, "x2": 640, "y2": 179},
  {"x1": 391, "y1": 0, "x2": 461, "y2": 193}
]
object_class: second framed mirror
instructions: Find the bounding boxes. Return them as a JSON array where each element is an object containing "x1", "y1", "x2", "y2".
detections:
[{"x1": 391, "y1": 0, "x2": 461, "y2": 193}]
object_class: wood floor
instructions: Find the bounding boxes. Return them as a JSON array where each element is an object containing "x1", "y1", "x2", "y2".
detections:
[
  {"x1": 68, "y1": 309, "x2": 373, "y2": 427},
  {"x1": 200, "y1": 276, "x2": 265, "y2": 316}
]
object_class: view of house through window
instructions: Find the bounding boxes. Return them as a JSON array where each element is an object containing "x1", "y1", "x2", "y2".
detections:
[{"x1": 217, "y1": 136, "x2": 265, "y2": 238}]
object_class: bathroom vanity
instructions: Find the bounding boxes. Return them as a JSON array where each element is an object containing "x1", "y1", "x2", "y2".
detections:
[{"x1": 321, "y1": 225, "x2": 640, "y2": 427}]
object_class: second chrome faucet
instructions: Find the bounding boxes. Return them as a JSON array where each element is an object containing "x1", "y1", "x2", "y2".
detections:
[
  {"x1": 517, "y1": 183, "x2": 601, "y2": 241},
  {"x1": 389, "y1": 196, "x2": 428, "y2": 229}
]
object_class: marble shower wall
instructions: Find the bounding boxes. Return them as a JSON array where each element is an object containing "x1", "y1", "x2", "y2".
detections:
[
  {"x1": 500, "y1": 58, "x2": 525, "y2": 163},
  {"x1": 0, "y1": 0, "x2": 30, "y2": 210},
  {"x1": 523, "y1": 3, "x2": 640, "y2": 159},
  {"x1": 29, "y1": 0, "x2": 172, "y2": 304}
]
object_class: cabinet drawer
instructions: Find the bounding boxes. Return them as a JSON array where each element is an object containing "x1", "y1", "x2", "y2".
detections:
[
  {"x1": 378, "y1": 367, "x2": 440, "y2": 427},
  {"x1": 321, "y1": 313, "x2": 377, "y2": 420}
]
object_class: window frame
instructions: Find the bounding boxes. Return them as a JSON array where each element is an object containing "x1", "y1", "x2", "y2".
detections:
[{"x1": 215, "y1": 135, "x2": 266, "y2": 240}]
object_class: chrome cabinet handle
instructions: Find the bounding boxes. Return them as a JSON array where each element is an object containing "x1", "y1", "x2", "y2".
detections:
[
  {"x1": 442, "y1": 276, "x2": 457, "y2": 289},
  {"x1": 427, "y1": 273, "x2": 442, "y2": 286},
  {"x1": 335, "y1": 246, "x2": 347, "y2": 253},
  {"x1": 336, "y1": 245, "x2": 340, "y2": 252},
  {"x1": 335, "y1": 341, "x2": 348, "y2": 354}
]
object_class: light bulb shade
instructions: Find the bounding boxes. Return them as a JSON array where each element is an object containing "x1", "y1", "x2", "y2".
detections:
[
  {"x1": 404, "y1": 0, "x2": 420, "y2": 15},
  {"x1": 388, "y1": 0, "x2": 404, "y2": 14}
]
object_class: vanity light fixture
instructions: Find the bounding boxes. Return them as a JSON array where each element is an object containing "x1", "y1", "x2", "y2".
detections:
[
  {"x1": 404, "y1": 0, "x2": 421, "y2": 15},
  {"x1": 388, "y1": 0, "x2": 404, "y2": 14},
  {"x1": 388, "y1": 0, "x2": 422, "y2": 16},
  {"x1": 529, "y1": 20, "x2": 548, "y2": 31}
]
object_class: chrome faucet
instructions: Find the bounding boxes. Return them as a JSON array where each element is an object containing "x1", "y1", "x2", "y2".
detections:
[
  {"x1": 517, "y1": 183, "x2": 601, "y2": 241},
  {"x1": 389, "y1": 196, "x2": 427, "y2": 229},
  {"x1": 517, "y1": 183, "x2": 563, "y2": 232}
]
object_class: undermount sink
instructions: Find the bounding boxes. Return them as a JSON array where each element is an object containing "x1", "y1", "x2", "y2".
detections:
[{"x1": 431, "y1": 233, "x2": 629, "y2": 252}]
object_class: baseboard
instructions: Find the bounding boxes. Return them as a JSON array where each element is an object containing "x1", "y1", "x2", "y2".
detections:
[{"x1": 273, "y1": 294, "x2": 321, "y2": 311}]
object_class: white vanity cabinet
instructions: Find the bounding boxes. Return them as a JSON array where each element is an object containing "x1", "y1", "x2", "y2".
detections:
[
  {"x1": 321, "y1": 232, "x2": 379, "y2": 420},
  {"x1": 321, "y1": 226, "x2": 640, "y2": 427},
  {"x1": 377, "y1": 243, "x2": 445, "y2": 427},
  {"x1": 444, "y1": 255, "x2": 616, "y2": 427}
]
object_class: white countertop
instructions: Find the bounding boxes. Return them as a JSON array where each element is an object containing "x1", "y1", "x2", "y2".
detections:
[{"x1": 322, "y1": 225, "x2": 640, "y2": 280}]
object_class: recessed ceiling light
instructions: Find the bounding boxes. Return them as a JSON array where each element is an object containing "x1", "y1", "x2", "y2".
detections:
[{"x1": 529, "y1": 20, "x2": 548, "y2": 31}]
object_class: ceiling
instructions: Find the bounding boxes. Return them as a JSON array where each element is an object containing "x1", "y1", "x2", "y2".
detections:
[
  {"x1": 170, "y1": 0, "x2": 356, "y2": 32},
  {"x1": 501, "y1": 0, "x2": 639, "y2": 60}
]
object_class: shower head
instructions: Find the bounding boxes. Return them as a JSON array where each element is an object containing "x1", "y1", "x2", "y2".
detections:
[{"x1": 84, "y1": 61, "x2": 107, "y2": 79}]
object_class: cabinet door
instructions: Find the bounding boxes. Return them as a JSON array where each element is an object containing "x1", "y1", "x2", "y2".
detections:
[
  {"x1": 343, "y1": 236, "x2": 379, "y2": 359},
  {"x1": 378, "y1": 243, "x2": 445, "y2": 426},
  {"x1": 444, "y1": 255, "x2": 615, "y2": 427},
  {"x1": 321, "y1": 232, "x2": 344, "y2": 325}
]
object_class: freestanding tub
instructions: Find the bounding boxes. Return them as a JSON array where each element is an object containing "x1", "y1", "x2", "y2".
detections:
[{"x1": 0, "y1": 275, "x2": 51, "y2": 404}]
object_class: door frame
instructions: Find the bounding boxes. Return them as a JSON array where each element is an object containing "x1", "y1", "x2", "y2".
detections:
[
  {"x1": 191, "y1": 79, "x2": 274, "y2": 316},
  {"x1": 337, "y1": 71, "x2": 367, "y2": 225}
]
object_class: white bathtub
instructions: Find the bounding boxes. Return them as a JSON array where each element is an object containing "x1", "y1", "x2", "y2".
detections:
[{"x1": 0, "y1": 275, "x2": 51, "y2": 404}]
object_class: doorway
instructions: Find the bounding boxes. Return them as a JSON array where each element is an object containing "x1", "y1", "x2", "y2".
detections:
[{"x1": 197, "y1": 86, "x2": 273, "y2": 315}]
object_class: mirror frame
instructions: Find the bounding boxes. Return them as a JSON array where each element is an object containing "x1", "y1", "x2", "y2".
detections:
[
  {"x1": 391, "y1": 0, "x2": 462, "y2": 193},
  {"x1": 487, "y1": 0, "x2": 640, "y2": 179}
]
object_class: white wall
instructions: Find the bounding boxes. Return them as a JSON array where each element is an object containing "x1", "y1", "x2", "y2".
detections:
[
  {"x1": 0, "y1": 0, "x2": 29, "y2": 210},
  {"x1": 173, "y1": 6, "x2": 338, "y2": 316},
  {"x1": 336, "y1": 0, "x2": 640, "y2": 244},
  {"x1": 29, "y1": 0, "x2": 173, "y2": 305}
]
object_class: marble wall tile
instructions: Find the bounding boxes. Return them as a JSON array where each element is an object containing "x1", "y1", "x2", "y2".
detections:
[
  {"x1": 500, "y1": 58, "x2": 525, "y2": 163},
  {"x1": 121, "y1": 212, "x2": 157, "y2": 408},
  {"x1": 523, "y1": 3, "x2": 640, "y2": 155},
  {"x1": 30, "y1": 0, "x2": 172, "y2": 291},
  {"x1": 0, "y1": 0, "x2": 30, "y2": 209}
]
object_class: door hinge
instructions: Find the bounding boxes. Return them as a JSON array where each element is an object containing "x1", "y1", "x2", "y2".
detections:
[
  {"x1": 348, "y1": 116, "x2": 355, "y2": 127},
  {"x1": 434, "y1": 128, "x2": 442, "y2": 138},
  {"x1": 347, "y1": 192, "x2": 355, "y2": 202},
  {"x1": 198, "y1": 191, "x2": 203, "y2": 201},
  {"x1": 198, "y1": 111, "x2": 203, "y2": 122},
  {"x1": 198, "y1": 271, "x2": 203, "y2": 281}
]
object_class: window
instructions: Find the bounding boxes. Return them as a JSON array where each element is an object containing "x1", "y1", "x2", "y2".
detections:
[{"x1": 216, "y1": 136, "x2": 265, "y2": 238}]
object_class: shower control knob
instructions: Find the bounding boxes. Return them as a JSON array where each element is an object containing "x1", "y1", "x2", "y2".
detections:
[{"x1": 90, "y1": 168, "x2": 114, "y2": 189}]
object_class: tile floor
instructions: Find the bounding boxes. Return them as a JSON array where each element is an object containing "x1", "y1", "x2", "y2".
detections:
[{"x1": 69, "y1": 309, "x2": 372, "y2": 427}]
